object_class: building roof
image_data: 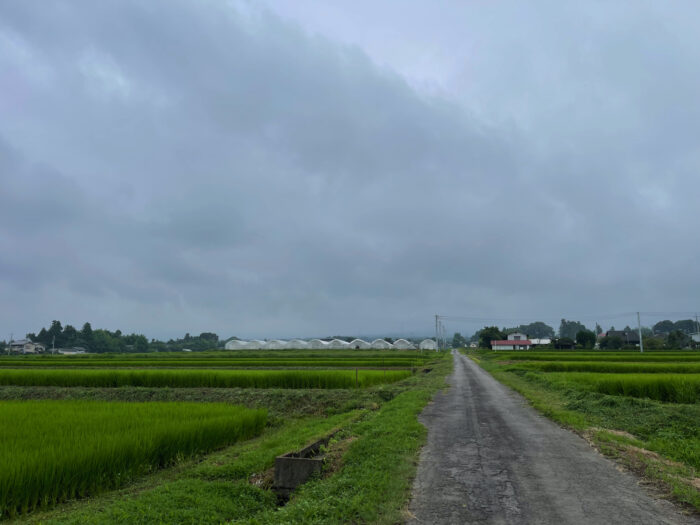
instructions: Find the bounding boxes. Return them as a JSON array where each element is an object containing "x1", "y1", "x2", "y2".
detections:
[{"x1": 491, "y1": 340, "x2": 532, "y2": 345}]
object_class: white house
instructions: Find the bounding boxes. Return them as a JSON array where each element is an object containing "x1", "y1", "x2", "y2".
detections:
[
  {"x1": 8, "y1": 339, "x2": 45, "y2": 354},
  {"x1": 419, "y1": 339, "x2": 438, "y2": 350},
  {"x1": 491, "y1": 332, "x2": 532, "y2": 350}
]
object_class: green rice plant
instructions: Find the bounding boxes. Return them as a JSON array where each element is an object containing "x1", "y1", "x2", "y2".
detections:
[
  {"x1": 543, "y1": 372, "x2": 700, "y2": 403},
  {"x1": 518, "y1": 361, "x2": 700, "y2": 374},
  {"x1": 0, "y1": 358, "x2": 422, "y2": 369},
  {"x1": 0, "y1": 400, "x2": 266, "y2": 518},
  {"x1": 0, "y1": 368, "x2": 412, "y2": 389},
  {"x1": 489, "y1": 351, "x2": 700, "y2": 363}
]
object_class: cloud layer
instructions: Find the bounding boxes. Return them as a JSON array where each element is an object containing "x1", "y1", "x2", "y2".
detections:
[{"x1": 2, "y1": 1, "x2": 699, "y2": 339}]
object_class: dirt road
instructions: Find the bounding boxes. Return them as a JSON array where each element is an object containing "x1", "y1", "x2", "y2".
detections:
[{"x1": 407, "y1": 350, "x2": 698, "y2": 524}]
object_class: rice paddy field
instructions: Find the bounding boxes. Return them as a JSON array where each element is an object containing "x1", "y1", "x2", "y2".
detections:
[
  {"x1": 0, "y1": 401, "x2": 266, "y2": 519},
  {"x1": 471, "y1": 349, "x2": 700, "y2": 510},
  {"x1": 0, "y1": 348, "x2": 450, "y2": 524}
]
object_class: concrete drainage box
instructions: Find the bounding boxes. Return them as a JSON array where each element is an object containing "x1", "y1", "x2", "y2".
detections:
[{"x1": 274, "y1": 433, "x2": 335, "y2": 499}]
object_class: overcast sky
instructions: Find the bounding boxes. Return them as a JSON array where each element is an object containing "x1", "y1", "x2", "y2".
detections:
[{"x1": 2, "y1": 1, "x2": 699, "y2": 340}]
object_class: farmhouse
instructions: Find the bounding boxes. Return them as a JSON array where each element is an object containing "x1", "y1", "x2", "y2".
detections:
[
  {"x1": 605, "y1": 330, "x2": 640, "y2": 345},
  {"x1": 491, "y1": 332, "x2": 532, "y2": 350},
  {"x1": 8, "y1": 339, "x2": 45, "y2": 354}
]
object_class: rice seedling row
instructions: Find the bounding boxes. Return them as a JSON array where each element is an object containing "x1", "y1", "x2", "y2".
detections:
[
  {"x1": 528, "y1": 372, "x2": 700, "y2": 403},
  {"x1": 0, "y1": 368, "x2": 412, "y2": 389},
  {"x1": 512, "y1": 361, "x2": 700, "y2": 374},
  {"x1": 0, "y1": 358, "x2": 422, "y2": 369}
]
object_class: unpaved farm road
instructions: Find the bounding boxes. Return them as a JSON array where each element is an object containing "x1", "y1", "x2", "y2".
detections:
[{"x1": 407, "y1": 351, "x2": 699, "y2": 525}]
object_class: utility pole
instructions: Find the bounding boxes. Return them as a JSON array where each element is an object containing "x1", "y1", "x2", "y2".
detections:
[
  {"x1": 637, "y1": 312, "x2": 644, "y2": 353},
  {"x1": 9, "y1": 333, "x2": 12, "y2": 355},
  {"x1": 435, "y1": 315, "x2": 439, "y2": 351}
]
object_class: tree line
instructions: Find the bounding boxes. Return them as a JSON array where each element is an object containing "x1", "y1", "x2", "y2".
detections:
[
  {"x1": 457, "y1": 317, "x2": 700, "y2": 350},
  {"x1": 2, "y1": 320, "x2": 223, "y2": 353}
]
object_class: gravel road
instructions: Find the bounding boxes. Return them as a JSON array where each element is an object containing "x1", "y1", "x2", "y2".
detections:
[{"x1": 407, "y1": 350, "x2": 698, "y2": 524}]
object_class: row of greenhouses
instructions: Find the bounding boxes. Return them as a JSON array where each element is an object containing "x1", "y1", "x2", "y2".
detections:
[{"x1": 224, "y1": 338, "x2": 438, "y2": 350}]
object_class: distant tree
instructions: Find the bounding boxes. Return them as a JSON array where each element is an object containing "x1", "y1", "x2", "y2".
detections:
[
  {"x1": 554, "y1": 337, "x2": 575, "y2": 349},
  {"x1": 652, "y1": 320, "x2": 675, "y2": 334},
  {"x1": 517, "y1": 322, "x2": 555, "y2": 339},
  {"x1": 644, "y1": 337, "x2": 664, "y2": 350},
  {"x1": 35, "y1": 328, "x2": 50, "y2": 346},
  {"x1": 559, "y1": 319, "x2": 588, "y2": 340},
  {"x1": 63, "y1": 325, "x2": 78, "y2": 347},
  {"x1": 595, "y1": 323, "x2": 603, "y2": 336},
  {"x1": 640, "y1": 327, "x2": 653, "y2": 338},
  {"x1": 198, "y1": 332, "x2": 219, "y2": 343},
  {"x1": 674, "y1": 320, "x2": 697, "y2": 334},
  {"x1": 81, "y1": 323, "x2": 93, "y2": 346},
  {"x1": 576, "y1": 330, "x2": 596, "y2": 349},
  {"x1": 478, "y1": 326, "x2": 505, "y2": 349},
  {"x1": 623, "y1": 325, "x2": 632, "y2": 332},
  {"x1": 48, "y1": 320, "x2": 64, "y2": 347},
  {"x1": 600, "y1": 335, "x2": 623, "y2": 349},
  {"x1": 667, "y1": 330, "x2": 691, "y2": 349},
  {"x1": 452, "y1": 332, "x2": 468, "y2": 348}
]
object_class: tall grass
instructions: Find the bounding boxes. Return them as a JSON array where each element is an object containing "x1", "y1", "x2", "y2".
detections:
[
  {"x1": 543, "y1": 372, "x2": 700, "y2": 403},
  {"x1": 0, "y1": 368, "x2": 411, "y2": 389},
  {"x1": 0, "y1": 400, "x2": 266, "y2": 518}
]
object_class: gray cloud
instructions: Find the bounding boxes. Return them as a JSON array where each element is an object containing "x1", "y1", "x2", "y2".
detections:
[{"x1": 1, "y1": 0, "x2": 699, "y2": 339}]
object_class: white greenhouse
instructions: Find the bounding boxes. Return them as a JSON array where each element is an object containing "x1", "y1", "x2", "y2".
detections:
[
  {"x1": 307, "y1": 339, "x2": 330, "y2": 349},
  {"x1": 393, "y1": 338, "x2": 416, "y2": 350},
  {"x1": 419, "y1": 339, "x2": 438, "y2": 350},
  {"x1": 327, "y1": 339, "x2": 350, "y2": 349},
  {"x1": 286, "y1": 339, "x2": 309, "y2": 348},
  {"x1": 370, "y1": 338, "x2": 394, "y2": 349},
  {"x1": 224, "y1": 339, "x2": 251, "y2": 350},
  {"x1": 262, "y1": 339, "x2": 287, "y2": 350},
  {"x1": 348, "y1": 338, "x2": 371, "y2": 349}
]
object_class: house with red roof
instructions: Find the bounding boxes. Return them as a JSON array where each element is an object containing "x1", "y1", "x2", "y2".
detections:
[{"x1": 491, "y1": 332, "x2": 532, "y2": 350}]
